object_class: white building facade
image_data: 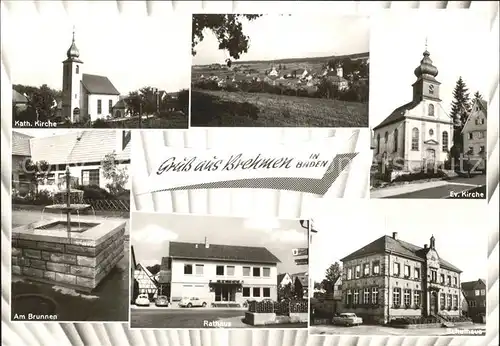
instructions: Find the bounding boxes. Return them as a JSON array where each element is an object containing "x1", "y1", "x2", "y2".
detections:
[
  {"x1": 373, "y1": 48, "x2": 454, "y2": 171},
  {"x1": 163, "y1": 240, "x2": 280, "y2": 305},
  {"x1": 62, "y1": 30, "x2": 121, "y2": 123}
]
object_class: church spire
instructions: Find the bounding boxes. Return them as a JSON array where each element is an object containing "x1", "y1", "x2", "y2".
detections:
[{"x1": 66, "y1": 25, "x2": 80, "y2": 59}]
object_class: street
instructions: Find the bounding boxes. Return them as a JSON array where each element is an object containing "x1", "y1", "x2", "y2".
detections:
[
  {"x1": 11, "y1": 209, "x2": 130, "y2": 322},
  {"x1": 130, "y1": 308, "x2": 308, "y2": 329},
  {"x1": 384, "y1": 175, "x2": 486, "y2": 199},
  {"x1": 310, "y1": 323, "x2": 486, "y2": 336}
]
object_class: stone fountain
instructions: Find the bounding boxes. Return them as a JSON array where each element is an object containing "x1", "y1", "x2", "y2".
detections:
[{"x1": 12, "y1": 167, "x2": 126, "y2": 292}]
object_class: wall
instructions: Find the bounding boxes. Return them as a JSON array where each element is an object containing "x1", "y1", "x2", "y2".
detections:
[
  {"x1": 463, "y1": 107, "x2": 487, "y2": 159},
  {"x1": 38, "y1": 162, "x2": 130, "y2": 192},
  {"x1": 405, "y1": 100, "x2": 453, "y2": 169},
  {"x1": 170, "y1": 258, "x2": 278, "y2": 304},
  {"x1": 88, "y1": 94, "x2": 120, "y2": 122},
  {"x1": 12, "y1": 225, "x2": 125, "y2": 291},
  {"x1": 12, "y1": 154, "x2": 29, "y2": 189},
  {"x1": 373, "y1": 121, "x2": 405, "y2": 164}
]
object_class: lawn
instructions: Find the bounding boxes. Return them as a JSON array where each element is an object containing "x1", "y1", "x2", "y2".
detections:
[{"x1": 190, "y1": 89, "x2": 368, "y2": 127}]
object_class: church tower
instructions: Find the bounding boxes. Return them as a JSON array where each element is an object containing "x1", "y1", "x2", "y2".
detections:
[
  {"x1": 412, "y1": 45, "x2": 441, "y2": 103},
  {"x1": 62, "y1": 28, "x2": 83, "y2": 122}
]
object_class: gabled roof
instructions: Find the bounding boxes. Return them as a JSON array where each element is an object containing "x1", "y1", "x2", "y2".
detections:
[
  {"x1": 113, "y1": 99, "x2": 127, "y2": 109},
  {"x1": 461, "y1": 98, "x2": 488, "y2": 134},
  {"x1": 135, "y1": 263, "x2": 158, "y2": 284},
  {"x1": 12, "y1": 131, "x2": 33, "y2": 156},
  {"x1": 292, "y1": 272, "x2": 309, "y2": 287},
  {"x1": 67, "y1": 131, "x2": 131, "y2": 163},
  {"x1": 341, "y1": 235, "x2": 462, "y2": 273},
  {"x1": 13, "y1": 90, "x2": 29, "y2": 103},
  {"x1": 81, "y1": 74, "x2": 120, "y2": 95},
  {"x1": 373, "y1": 101, "x2": 419, "y2": 130},
  {"x1": 169, "y1": 241, "x2": 281, "y2": 264},
  {"x1": 277, "y1": 273, "x2": 290, "y2": 285},
  {"x1": 29, "y1": 130, "x2": 131, "y2": 165},
  {"x1": 461, "y1": 279, "x2": 486, "y2": 291}
]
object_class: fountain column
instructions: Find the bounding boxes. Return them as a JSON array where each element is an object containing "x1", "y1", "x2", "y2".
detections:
[{"x1": 65, "y1": 167, "x2": 72, "y2": 233}]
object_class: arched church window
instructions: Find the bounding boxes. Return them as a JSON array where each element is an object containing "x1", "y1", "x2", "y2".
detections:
[
  {"x1": 76, "y1": 65, "x2": 79, "y2": 74},
  {"x1": 376, "y1": 134, "x2": 380, "y2": 154},
  {"x1": 394, "y1": 129, "x2": 398, "y2": 152},
  {"x1": 384, "y1": 131, "x2": 389, "y2": 143},
  {"x1": 428, "y1": 104, "x2": 434, "y2": 116},
  {"x1": 442, "y1": 131, "x2": 449, "y2": 152},
  {"x1": 411, "y1": 128, "x2": 419, "y2": 151}
]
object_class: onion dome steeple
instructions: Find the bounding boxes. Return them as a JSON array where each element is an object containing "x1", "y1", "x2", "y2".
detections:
[
  {"x1": 414, "y1": 39, "x2": 438, "y2": 79},
  {"x1": 66, "y1": 27, "x2": 80, "y2": 59}
]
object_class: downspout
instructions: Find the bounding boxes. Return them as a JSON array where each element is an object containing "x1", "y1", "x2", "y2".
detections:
[{"x1": 387, "y1": 251, "x2": 391, "y2": 324}]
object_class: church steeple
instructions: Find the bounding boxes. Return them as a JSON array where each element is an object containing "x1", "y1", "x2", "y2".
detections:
[
  {"x1": 412, "y1": 40, "x2": 441, "y2": 103},
  {"x1": 66, "y1": 26, "x2": 80, "y2": 60}
]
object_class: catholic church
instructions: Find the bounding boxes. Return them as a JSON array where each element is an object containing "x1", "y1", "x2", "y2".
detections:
[
  {"x1": 62, "y1": 30, "x2": 125, "y2": 123},
  {"x1": 372, "y1": 46, "x2": 454, "y2": 171}
]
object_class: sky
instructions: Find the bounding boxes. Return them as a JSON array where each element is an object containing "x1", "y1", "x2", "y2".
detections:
[
  {"x1": 132, "y1": 213, "x2": 308, "y2": 275},
  {"x1": 192, "y1": 14, "x2": 369, "y2": 65},
  {"x1": 310, "y1": 199, "x2": 488, "y2": 284},
  {"x1": 2, "y1": 6, "x2": 191, "y2": 94},
  {"x1": 370, "y1": 10, "x2": 491, "y2": 128}
]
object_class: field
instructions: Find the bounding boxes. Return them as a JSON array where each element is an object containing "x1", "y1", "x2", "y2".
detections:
[{"x1": 190, "y1": 89, "x2": 368, "y2": 127}]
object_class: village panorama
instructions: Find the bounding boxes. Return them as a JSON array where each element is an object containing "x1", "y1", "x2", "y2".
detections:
[{"x1": 190, "y1": 14, "x2": 370, "y2": 127}]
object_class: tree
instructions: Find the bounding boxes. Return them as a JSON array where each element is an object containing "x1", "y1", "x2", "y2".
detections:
[
  {"x1": 177, "y1": 89, "x2": 189, "y2": 115},
  {"x1": 146, "y1": 264, "x2": 161, "y2": 276},
  {"x1": 449, "y1": 77, "x2": 472, "y2": 156},
  {"x1": 101, "y1": 152, "x2": 128, "y2": 195},
  {"x1": 13, "y1": 84, "x2": 60, "y2": 122},
  {"x1": 313, "y1": 281, "x2": 322, "y2": 290},
  {"x1": 192, "y1": 14, "x2": 262, "y2": 59},
  {"x1": 20, "y1": 159, "x2": 50, "y2": 196},
  {"x1": 323, "y1": 262, "x2": 342, "y2": 294},
  {"x1": 293, "y1": 278, "x2": 304, "y2": 299},
  {"x1": 278, "y1": 282, "x2": 293, "y2": 300},
  {"x1": 473, "y1": 91, "x2": 483, "y2": 100}
]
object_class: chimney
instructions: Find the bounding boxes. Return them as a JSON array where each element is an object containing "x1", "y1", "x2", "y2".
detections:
[
  {"x1": 424, "y1": 244, "x2": 428, "y2": 249},
  {"x1": 392, "y1": 232, "x2": 398, "y2": 240},
  {"x1": 204, "y1": 237, "x2": 209, "y2": 249}
]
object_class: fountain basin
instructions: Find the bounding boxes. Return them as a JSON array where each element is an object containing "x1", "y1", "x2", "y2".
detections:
[
  {"x1": 45, "y1": 204, "x2": 92, "y2": 213},
  {"x1": 12, "y1": 218, "x2": 126, "y2": 292}
]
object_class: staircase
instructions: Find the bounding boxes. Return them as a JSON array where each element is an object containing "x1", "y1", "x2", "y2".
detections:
[{"x1": 434, "y1": 312, "x2": 455, "y2": 327}]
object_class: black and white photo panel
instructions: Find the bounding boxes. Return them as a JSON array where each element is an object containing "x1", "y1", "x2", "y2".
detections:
[{"x1": 130, "y1": 212, "x2": 310, "y2": 329}]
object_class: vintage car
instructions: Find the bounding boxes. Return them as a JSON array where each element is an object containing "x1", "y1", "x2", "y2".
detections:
[
  {"x1": 332, "y1": 313, "x2": 363, "y2": 326},
  {"x1": 155, "y1": 295, "x2": 170, "y2": 307},
  {"x1": 179, "y1": 297, "x2": 208, "y2": 308},
  {"x1": 135, "y1": 294, "x2": 150, "y2": 307}
]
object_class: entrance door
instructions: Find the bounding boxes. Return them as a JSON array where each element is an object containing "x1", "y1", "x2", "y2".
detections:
[
  {"x1": 425, "y1": 149, "x2": 436, "y2": 164},
  {"x1": 430, "y1": 291, "x2": 438, "y2": 315},
  {"x1": 215, "y1": 286, "x2": 236, "y2": 302}
]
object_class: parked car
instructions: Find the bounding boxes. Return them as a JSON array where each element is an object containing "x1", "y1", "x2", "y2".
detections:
[
  {"x1": 179, "y1": 297, "x2": 207, "y2": 308},
  {"x1": 135, "y1": 294, "x2": 150, "y2": 307},
  {"x1": 332, "y1": 313, "x2": 363, "y2": 326},
  {"x1": 155, "y1": 295, "x2": 170, "y2": 307}
]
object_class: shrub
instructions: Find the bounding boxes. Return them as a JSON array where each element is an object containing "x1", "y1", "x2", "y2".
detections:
[
  {"x1": 75, "y1": 185, "x2": 113, "y2": 200},
  {"x1": 92, "y1": 119, "x2": 112, "y2": 128},
  {"x1": 392, "y1": 169, "x2": 447, "y2": 183}
]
